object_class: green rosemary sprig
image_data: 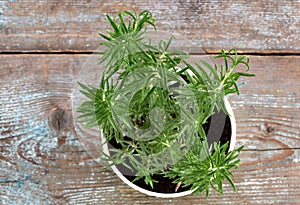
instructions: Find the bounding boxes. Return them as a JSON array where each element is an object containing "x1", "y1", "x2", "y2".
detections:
[
  {"x1": 76, "y1": 10, "x2": 255, "y2": 197},
  {"x1": 163, "y1": 137, "x2": 244, "y2": 198}
]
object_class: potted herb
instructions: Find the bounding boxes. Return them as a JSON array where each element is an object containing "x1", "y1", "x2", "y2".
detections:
[{"x1": 76, "y1": 10, "x2": 255, "y2": 198}]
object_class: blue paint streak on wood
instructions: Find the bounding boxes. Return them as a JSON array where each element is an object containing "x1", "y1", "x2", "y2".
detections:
[
  {"x1": 0, "y1": 158, "x2": 52, "y2": 204},
  {"x1": 0, "y1": 92, "x2": 64, "y2": 204}
]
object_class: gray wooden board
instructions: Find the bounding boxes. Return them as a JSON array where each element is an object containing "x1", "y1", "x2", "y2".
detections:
[
  {"x1": 0, "y1": 54, "x2": 299, "y2": 204},
  {"x1": 0, "y1": 0, "x2": 299, "y2": 53}
]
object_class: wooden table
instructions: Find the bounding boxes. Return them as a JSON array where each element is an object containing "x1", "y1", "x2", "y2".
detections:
[{"x1": 1, "y1": 1, "x2": 299, "y2": 204}]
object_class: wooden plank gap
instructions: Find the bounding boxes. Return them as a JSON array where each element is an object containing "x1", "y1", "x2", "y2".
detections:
[{"x1": 244, "y1": 147, "x2": 300, "y2": 152}]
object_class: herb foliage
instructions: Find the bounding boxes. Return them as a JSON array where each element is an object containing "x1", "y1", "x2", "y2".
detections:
[{"x1": 77, "y1": 10, "x2": 254, "y2": 197}]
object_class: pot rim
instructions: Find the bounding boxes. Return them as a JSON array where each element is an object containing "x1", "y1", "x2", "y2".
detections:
[{"x1": 103, "y1": 97, "x2": 236, "y2": 198}]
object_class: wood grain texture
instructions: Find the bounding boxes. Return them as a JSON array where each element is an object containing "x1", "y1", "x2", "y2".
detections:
[
  {"x1": 0, "y1": 54, "x2": 299, "y2": 204},
  {"x1": 1, "y1": 0, "x2": 300, "y2": 53}
]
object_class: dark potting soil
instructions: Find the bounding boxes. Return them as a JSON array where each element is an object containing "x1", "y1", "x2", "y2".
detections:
[{"x1": 108, "y1": 112, "x2": 232, "y2": 194}]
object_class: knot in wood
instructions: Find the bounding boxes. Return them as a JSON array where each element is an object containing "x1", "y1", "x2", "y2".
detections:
[
  {"x1": 49, "y1": 107, "x2": 73, "y2": 132},
  {"x1": 266, "y1": 126, "x2": 275, "y2": 133}
]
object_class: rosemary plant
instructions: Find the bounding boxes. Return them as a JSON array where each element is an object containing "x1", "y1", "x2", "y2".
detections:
[{"x1": 77, "y1": 10, "x2": 254, "y2": 197}]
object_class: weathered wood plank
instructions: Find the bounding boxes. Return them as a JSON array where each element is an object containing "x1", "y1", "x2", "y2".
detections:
[
  {"x1": 0, "y1": 54, "x2": 299, "y2": 204},
  {"x1": 0, "y1": 0, "x2": 299, "y2": 53}
]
